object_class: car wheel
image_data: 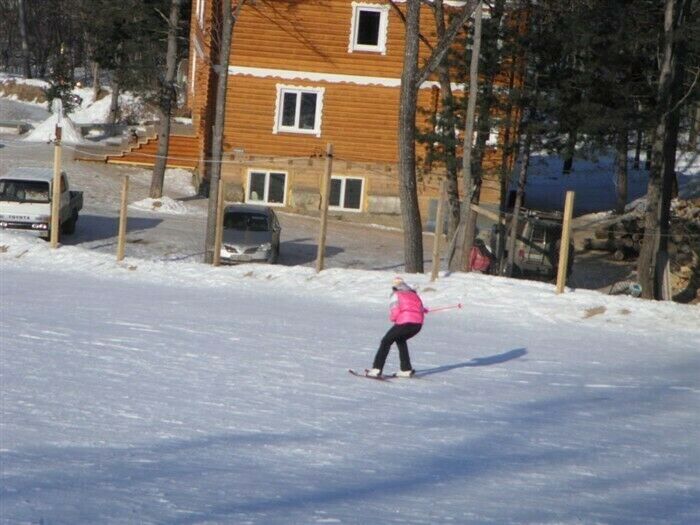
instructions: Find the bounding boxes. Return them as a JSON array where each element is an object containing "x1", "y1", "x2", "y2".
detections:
[
  {"x1": 62, "y1": 212, "x2": 77, "y2": 234},
  {"x1": 269, "y1": 246, "x2": 279, "y2": 264}
]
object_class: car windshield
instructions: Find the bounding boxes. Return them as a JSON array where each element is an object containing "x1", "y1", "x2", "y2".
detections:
[
  {"x1": 224, "y1": 211, "x2": 270, "y2": 232},
  {"x1": 0, "y1": 179, "x2": 50, "y2": 203}
]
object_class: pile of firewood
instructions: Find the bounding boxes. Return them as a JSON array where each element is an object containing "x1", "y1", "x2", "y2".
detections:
[
  {"x1": 584, "y1": 216, "x2": 645, "y2": 261},
  {"x1": 583, "y1": 198, "x2": 700, "y2": 302},
  {"x1": 583, "y1": 199, "x2": 700, "y2": 263},
  {"x1": 670, "y1": 199, "x2": 700, "y2": 303},
  {"x1": 671, "y1": 199, "x2": 700, "y2": 263}
]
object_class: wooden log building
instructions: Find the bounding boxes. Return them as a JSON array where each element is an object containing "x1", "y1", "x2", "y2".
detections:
[{"x1": 120, "y1": 0, "x2": 521, "y2": 226}]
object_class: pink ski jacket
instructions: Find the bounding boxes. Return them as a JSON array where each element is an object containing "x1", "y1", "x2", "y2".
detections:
[{"x1": 389, "y1": 288, "x2": 427, "y2": 325}]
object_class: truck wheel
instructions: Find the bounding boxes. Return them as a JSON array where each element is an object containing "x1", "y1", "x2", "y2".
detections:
[{"x1": 62, "y1": 212, "x2": 78, "y2": 235}]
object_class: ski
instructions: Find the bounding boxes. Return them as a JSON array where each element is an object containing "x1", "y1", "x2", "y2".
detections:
[{"x1": 348, "y1": 369, "x2": 392, "y2": 381}]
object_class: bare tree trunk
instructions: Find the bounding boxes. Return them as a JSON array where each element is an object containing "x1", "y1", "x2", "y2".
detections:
[
  {"x1": 433, "y1": 0, "x2": 460, "y2": 239},
  {"x1": 397, "y1": 0, "x2": 424, "y2": 273},
  {"x1": 614, "y1": 129, "x2": 628, "y2": 215},
  {"x1": 448, "y1": 0, "x2": 482, "y2": 272},
  {"x1": 204, "y1": 0, "x2": 244, "y2": 263},
  {"x1": 506, "y1": 123, "x2": 532, "y2": 277},
  {"x1": 689, "y1": 102, "x2": 700, "y2": 149},
  {"x1": 395, "y1": 0, "x2": 477, "y2": 271},
  {"x1": 92, "y1": 61, "x2": 101, "y2": 101},
  {"x1": 562, "y1": 129, "x2": 577, "y2": 174},
  {"x1": 150, "y1": 0, "x2": 182, "y2": 199},
  {"x1": 637, "y1": 0, "x2": 692, "y2": 299},
  {"x1": 633, "y1": 128, "x2": 643, "y2": 170},
  {"x1": 108, "y1": 79, "x2": 120, "y2": 125},
  {"x1": 496, "y1": 32, "x2": 522, "y2": 275},
  {"x1": 17, "y1": 0, "x2": 31, "y2": 78}
]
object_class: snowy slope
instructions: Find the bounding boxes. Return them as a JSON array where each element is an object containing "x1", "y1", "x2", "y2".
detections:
[{"x1": 1, "y1": 231, "x2": 699, "y2": 525}]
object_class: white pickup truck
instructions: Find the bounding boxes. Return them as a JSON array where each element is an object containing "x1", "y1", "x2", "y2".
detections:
[{"x1": 0, "y1": 167, "x2": 83, "y2": 240}]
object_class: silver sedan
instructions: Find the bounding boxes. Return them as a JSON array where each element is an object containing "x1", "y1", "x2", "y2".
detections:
[{"x1": 220, "y1": 204, "x2": 281, "y2": 264}]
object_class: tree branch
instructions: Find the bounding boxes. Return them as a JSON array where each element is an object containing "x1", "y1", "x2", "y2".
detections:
[
  {"x1": 666, "y1": 65, "x2": 700, "y2": 116},
  {"x1": 416, "y1": 0, "x2": 479, "y2": 87},
  {"x1": 389, "y1": 0, "x2": 434, "y2": 52}
]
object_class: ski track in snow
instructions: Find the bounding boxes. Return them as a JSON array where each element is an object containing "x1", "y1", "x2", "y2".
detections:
[{"x1": 1, "y1": 232, "x2": 699, "y2": 524}]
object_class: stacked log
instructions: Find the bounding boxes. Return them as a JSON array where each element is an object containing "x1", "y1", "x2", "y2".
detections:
[
  {"x1": 670, "y1": 199, "x2": 700, "y2": 302},
  {"x1": 583, "y1": 199, "x2": 699, "y2": 264},
  {"x1": 583, "y1": 198, "x2": 700, "y2": 301},
  {"x1": 583, "y1": 215, "x2": 645, "y2": 261}
]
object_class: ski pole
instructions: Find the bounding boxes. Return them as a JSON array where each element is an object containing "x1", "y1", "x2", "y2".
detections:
[{"x1": 428, "y1": 303, "x2": 463, "y2": 313}]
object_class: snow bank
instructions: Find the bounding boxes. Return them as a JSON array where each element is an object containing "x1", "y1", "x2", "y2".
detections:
[
  {"x1": 164, "y1": 168, "x2": 197, "y2": 197},
  {"x1": 70, "y1": 92, "x2": 112, "y2": 124},
  {"x1": 0, "y1": 73, "x2": 50, "y2": 89},
  {"x1": 23, "y1": 113, "x2": 84, "y2": 144},
  {"x1": 1, "y1": 229, "x2": 698, "y2": 335},
  {"x1": 129, "y1": 195, "x2": 199, "y2": 215}
]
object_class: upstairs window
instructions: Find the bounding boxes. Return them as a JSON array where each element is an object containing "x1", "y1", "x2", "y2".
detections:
[
  {"x1": 273, "y1": 85, "x2": 324, "y2": 137},
  {"x1": 349, "y1": 4, "x2": 389, "y2": 54}
]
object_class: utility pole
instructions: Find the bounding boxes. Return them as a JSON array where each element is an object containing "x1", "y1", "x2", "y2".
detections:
[
  {"x1": 50, "y1": 126, "x2": 62, "y2": 248},
  {"x1": 316, "y1": 143, "x2": 334, "y2": 273}
]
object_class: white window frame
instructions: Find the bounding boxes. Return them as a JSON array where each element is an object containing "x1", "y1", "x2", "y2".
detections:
[
  {"x1": 246, "y1": 170, "x2": 288, "y2": 207},
  {"x1": 273, "y1": 84, "x2": 325, "y2": 137},
  {"x1": 349, "y1": 3, "x2": 389, "y2": 55},
  {"x1": 329, "y1": 176, "x2": 364, "y2": 212},
  {"x1": 486, "y1": 127, "x2": 499, "y2": 147}
]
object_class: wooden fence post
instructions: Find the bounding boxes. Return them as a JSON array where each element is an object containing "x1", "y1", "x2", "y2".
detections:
[
  {"x1": 556, "y1": 191, "x2": 575, "y2": 294},
  {"x1": 213, "y1": 181, "x2": 225, "y2": 266},
  {"x1": 116, "y1": 176, "x2": 129, "y2": 261},
  {"x1": 431, "y1": 180, "x2": 447, "y2": 282},
  {"x1": 50, "y1": 126, "x2": 62, "y2": 248},
  {"x1": 315, "y1": 143, "x2": 333, "y2": 273}
]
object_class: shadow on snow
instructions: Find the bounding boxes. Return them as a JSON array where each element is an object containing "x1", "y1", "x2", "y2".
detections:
[{"x1": 416, "y1": 347, "x2": 527, "y2": 377}]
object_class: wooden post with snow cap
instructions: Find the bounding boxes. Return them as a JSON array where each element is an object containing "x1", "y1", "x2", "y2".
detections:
[
  {"x1": 50, "y1": 126, "x2": 62, "y2": 248},
  {"x1": 213, "y1": 181, "x2": 225, "y2": 266},
  {"x1": 315, "y1": 143, "x2": 333, "y2": 273},
  {"x1": 431, "y1": 180, "x2": 447, "y2": 282},
  {"x1": 116, "y1": 175, "x2": 129, "y2": 261},
  {"x1": 556, "y1": 191, "x2": 575, "y2": 294}
]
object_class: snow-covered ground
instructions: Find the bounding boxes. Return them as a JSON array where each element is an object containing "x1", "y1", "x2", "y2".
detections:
[
  {"x1": 2, "y1": 91, "x2": 700, "y2": 523},
  {"x1": 1, "y1": 230, "x2": 699, "y2": 524},
  {"x1": 0, "y1": 135, "x2": 431, "y2": 272},
  {"x1": 0, "y1": 98, "x2": 49, "y2": 124}
]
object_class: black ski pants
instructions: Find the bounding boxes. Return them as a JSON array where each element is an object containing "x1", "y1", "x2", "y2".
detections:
[{"x1": 373, "y1": 323, "x2": 422, "y2": 372}]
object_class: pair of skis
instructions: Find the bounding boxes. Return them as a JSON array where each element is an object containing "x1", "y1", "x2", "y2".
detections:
[{"x1": 348, "y1": 369, "x2": 418, "y2": 381}]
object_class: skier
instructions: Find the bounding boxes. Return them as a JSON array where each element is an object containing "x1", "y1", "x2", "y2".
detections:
[{"x1": 367, "y1": 277, "x2": 428, "y2": 378}]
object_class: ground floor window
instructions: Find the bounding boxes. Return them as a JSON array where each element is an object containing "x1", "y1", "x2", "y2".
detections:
[
  {"x1": 247, "y1": 170, "x2": 287, "y2": 205},
  {"x1": 329, "y1": 176, "x2": 363, "y2": 211}
]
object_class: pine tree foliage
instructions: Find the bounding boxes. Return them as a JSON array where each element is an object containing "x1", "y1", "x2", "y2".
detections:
[{"x1": 1, "y1": 0, "x2": 191, "y2": 119}]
